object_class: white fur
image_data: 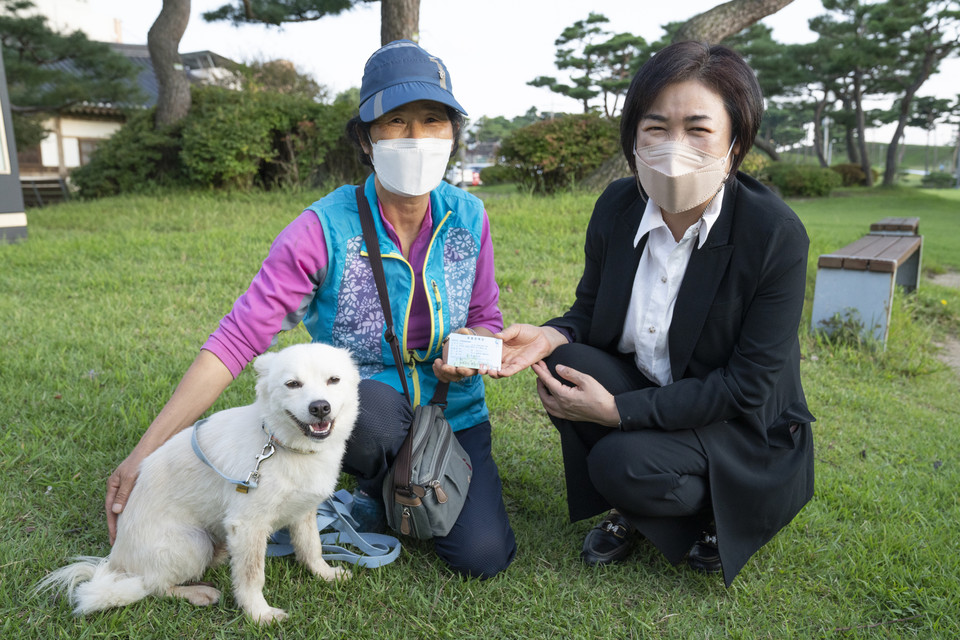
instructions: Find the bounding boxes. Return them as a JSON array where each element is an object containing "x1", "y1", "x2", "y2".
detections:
[{"x1": 36, "y1": 343, "x2": 360, "y2": 624}]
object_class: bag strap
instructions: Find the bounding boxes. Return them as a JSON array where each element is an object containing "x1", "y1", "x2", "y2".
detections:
[
  {"x1": 354, "y1": 186, "x2": 451, "y2": 406},
  {"x1": 354, "y1": 186, "x2": 449, "y2": 496},
  {"x1": 356, "y1": 186, "x2": 411, "y2": 403}
]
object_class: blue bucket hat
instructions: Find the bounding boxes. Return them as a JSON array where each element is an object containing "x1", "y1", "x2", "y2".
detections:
[{"x1": 358, "y1": 40, "x2": 466, "y2": 123}]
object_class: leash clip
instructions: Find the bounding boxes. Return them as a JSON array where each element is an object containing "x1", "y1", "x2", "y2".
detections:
[{"x1": 240, "y1": 441, "x2": 276, "y2": 491}]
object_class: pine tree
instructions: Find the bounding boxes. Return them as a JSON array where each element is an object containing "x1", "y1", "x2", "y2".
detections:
[{"x1": 0, "y1": 0, "x2": 142, "y2": 147}]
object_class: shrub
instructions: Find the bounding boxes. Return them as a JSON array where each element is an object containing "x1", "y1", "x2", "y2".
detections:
[
  {"x1": 180, "y1": 86, "x2": 279, "y2": 189},
  {"x1": 831, "y1": 163, "x2": 865, "y2": 186},
  {"x1": 765, "y1": 162, "x2": 842, "y2": 197},
  {"x1": 497, "y1": 113, "x2": 618, "y2": 194},
  {"x1": 478, "y1": 163, "x2": 517, "y2": 186},
  {"x1": 920, "y1": 172, "x2": 956, "y2": 189},
  {"x1": 740, "y1": 150, "x2": 772, "y2": 182},
  {"x1": 181, "y1": 86, "x2": 358, "y2": 190},
  {"x1": 70, "y1": 110, "x2": 186, "y2": 198},
  {"x1": 73, "y1": 85, "x2": 362, "y2": 197},
  {"x1": 307, "y1": 96, "x2": 369, "y2": 187},
  {"x1": 830, "y1": 163, "x2": 879, "y2": 187},
  {"x1": 739, "y1": 151, "x2": 771, "y2": 181}
]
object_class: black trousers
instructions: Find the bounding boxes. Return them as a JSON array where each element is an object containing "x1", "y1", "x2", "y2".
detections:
[{"x1": 544, "y1": 343, "x2": 711, "y2": 524}]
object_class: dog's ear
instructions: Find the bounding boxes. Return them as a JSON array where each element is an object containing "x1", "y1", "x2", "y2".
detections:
[{"x1": 253, "y1": 352, "x2": 277, "y2": 378}]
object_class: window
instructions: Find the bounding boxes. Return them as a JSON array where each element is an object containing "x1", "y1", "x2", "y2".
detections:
[{"x1": 79, "y1": 138, "x2": 100, "y2": 166}]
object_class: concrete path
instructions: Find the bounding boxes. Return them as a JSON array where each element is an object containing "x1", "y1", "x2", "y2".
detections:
[{"x1": 929, "y1": 272, "x2": 960, "y2": 376}]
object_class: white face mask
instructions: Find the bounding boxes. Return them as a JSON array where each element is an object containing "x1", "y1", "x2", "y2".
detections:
[
  {"x1": 634, "y1": 138, "x2": 736, "y2": 214},
  {"x1": 370, "y1": 137, "x2": 453, "y2": 197}
]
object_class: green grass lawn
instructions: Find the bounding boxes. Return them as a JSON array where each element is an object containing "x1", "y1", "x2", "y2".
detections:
[{"x1": 2, "y1": 185, "x2": 959, "y2": 638}]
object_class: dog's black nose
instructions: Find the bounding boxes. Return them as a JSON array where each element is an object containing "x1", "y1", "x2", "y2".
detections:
[{"x1": 308, "y1": 400, "x2": 331, "y2": 418}]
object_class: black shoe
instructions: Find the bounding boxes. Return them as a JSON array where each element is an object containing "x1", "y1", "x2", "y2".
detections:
[
  {"x1": 581, "y1": 511, "x2": 634, "y2": 566},
  {"x1": 687, "y1": 527, "x2": 722, "y2": 574}
]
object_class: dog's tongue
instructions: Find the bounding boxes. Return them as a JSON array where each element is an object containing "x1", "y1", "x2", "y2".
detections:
[{"x1": 310, "y1": 421, "x2": 332, "y2": 436}]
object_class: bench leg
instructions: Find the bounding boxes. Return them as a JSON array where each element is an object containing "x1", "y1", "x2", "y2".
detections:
[
  {"x1": 811, "y1": 268, "x2": 895, "y2": 345},
  {"x1": 894, "y1": 243, "x2": 922, "y2": 293}
]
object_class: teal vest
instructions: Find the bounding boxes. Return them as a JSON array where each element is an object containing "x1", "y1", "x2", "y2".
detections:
[{"x1": 303, "y1": 175, "x2": 489, "y2": 431}]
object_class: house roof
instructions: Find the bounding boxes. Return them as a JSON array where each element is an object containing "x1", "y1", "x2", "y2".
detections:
[{"x1": 58, "y1": 44, "x2": 239, "y2": 117}]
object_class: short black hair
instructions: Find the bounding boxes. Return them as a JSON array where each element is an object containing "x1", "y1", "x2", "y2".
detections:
[
  {"x1": 620, "y1": 41, "x2": 764, "y2": 180},
  {"x1": 345, "y1": 106, "x2": 465, "y2": 168}
]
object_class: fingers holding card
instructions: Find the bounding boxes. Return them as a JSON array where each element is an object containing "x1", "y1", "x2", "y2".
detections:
[{"x1": 446, "y1": 333, "x2": 502, "y2": 371}]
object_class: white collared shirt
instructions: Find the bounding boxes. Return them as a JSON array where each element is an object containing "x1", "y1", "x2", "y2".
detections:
[{"x1": 617, "y1": 187, "x2": 725, "y2": 386}]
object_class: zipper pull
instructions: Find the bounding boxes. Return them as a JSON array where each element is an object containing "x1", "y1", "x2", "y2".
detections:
[
  {"x1": 431, "y1": 480, "x2": 448, "y2": 504},
  {"x1": 401, "y1": 507, "x2": 412, "y2": 535}
]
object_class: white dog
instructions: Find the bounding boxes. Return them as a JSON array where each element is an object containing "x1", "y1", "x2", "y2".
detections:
[{"x1": 37, "y1": 343, "x2": 360, "y2": 624}]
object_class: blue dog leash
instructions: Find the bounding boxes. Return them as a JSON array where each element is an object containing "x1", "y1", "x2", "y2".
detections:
[
  {"x1": 267, "y1": 489, "x2": 402, "y2": 568},
  {"x1": 190, "y1": 418, "x2": 276, "y2": 493}
]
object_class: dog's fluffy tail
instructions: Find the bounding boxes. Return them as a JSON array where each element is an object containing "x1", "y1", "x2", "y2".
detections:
[{"x1": 35, "y1": 556, "x2": 151, "y2": 615}]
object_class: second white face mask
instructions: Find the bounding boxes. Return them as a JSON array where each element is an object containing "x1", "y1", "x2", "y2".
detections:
[{"x1": 371, "y1": 137, "x2": 453, "y2": 197}]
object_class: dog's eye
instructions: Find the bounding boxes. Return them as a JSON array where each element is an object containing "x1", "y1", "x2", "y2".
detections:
[
  {"x1": 285, "y1": 380, "x2": 302, "y2": 389},
  {"x1": 327, "y1": 376, "x2": 340, "y2": 385}
]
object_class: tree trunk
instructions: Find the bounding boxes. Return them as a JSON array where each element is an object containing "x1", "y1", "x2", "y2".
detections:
[
  {"x1": 753, "y1": 137, "x2": 781, "y2": 162},
  {"x1": 381, "y1": 0, "x2": 419, "y2": 45},
  {"x1": 883, "y1": 122, "x2": 909, "y2": 187},
  {"x1": 582, "y1": 153, "x2": 631, "y2": 192},
  {"x1": 673, "y1": 0, "x2": 795, "y2": 43},
  {"x1": 852, "y1": 69, "x2": 872, "y2": 186},
  {"x1": 952, "y1": 125, "x2": 960, "y2": 183},
  {"x1": 883, "y1": 46, "x2": 941, "y2": 186},
  {"x1": 812, "y1": 99, "x2": 827, "y2": 167},
  {"x1": 148, "y1": 0, "x2": 191, "y2": 127},
  {"x1": 844, "y1": 126, "x2": 859, "y2": 164}
]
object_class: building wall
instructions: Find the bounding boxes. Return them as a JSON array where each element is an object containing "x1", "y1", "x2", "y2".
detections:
[
  {"x1": 25, "y1": 116, "x2": 123, "y2": 177},
  {"x1": 0, "y1": 47, "x2": 28, "y2": 242},
  {"x1": 0, "y1": 101, "x2": 11, "y2": 176}
]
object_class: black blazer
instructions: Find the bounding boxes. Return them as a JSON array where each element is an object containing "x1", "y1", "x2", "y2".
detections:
[{"x1": 546, "y1": 174, "x2": 815, "y2": 586}]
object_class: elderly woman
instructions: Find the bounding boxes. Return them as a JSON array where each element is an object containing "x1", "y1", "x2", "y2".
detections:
[
  {"x1": 495, "y1": 41, "x2": 814, "y2": 586},
  {"x1": 106, "y1": 40, "x2": 516, "y2": 579}
]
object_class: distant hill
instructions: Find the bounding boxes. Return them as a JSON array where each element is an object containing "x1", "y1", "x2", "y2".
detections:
[{"x1": 782, "y1": 142, "x2": 957, "y2": 173}]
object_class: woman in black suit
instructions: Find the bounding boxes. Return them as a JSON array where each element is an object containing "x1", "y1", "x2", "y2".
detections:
[{"x1": 494, "y1": 41, "x2": 815, "y2": 586}]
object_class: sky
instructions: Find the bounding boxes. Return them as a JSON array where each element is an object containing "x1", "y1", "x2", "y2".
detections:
[{"x1": 39, "y1": 0, "x2": 960, "y2": 146}]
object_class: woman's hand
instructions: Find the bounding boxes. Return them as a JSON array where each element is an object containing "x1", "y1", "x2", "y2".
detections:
[
  {"x1": 105, "y1": 350, "x2": 233, "y2": 544},
  {"x1": 532, "y1": 360, "x2": 620, "y2": 427},
  {"x1": 432, "y1": 328, "x2": 488, "y2": 383},
  {"x1": 490, "y1": 324, "x2": 568, "y2": 378},
  {"x1": 105, "y1": 448, "x2": 149, "y2": 545}
]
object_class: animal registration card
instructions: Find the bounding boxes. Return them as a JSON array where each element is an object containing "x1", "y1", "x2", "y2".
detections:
[{"x1": 446, "y1": 333, "x2": 502, "y2": 371}]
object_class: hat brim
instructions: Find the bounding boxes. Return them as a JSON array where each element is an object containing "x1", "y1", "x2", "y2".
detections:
[{"x1": 359, "y1": 81, "x2": 467, "y2": 122}]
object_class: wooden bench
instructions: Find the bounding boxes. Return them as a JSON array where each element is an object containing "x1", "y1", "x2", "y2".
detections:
[
  {"x1": 811, "y1": 223, "x2": 922, "y2": 345},
  {"x1": 868, "y1": 216, "x2": 919, "y2": 236}
]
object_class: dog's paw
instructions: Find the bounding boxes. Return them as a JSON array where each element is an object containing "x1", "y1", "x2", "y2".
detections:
[
  {"x1": 168, "y1": 584, "x2": 221, "y2": 606},
  {"x1": 251, "y1": 606, "x2": 288, "y2": 625},
  {"x1": 319, "y1": 565, "x2": 352, "y2": 582}
]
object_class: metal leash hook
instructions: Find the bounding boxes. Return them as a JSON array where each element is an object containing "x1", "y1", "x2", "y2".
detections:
[{"x1": 239, "y1": 441, "x2": 276, "y2": 492}]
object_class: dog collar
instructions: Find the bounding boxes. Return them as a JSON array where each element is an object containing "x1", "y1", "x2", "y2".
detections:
[
  {"x1": 262, "y1": 424, "x2": 319, "y2": 456},
  {"x1": 190, "y1": 419, "x2": 276, "y2": 494}
]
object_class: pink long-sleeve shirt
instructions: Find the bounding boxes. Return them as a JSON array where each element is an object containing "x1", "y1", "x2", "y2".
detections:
[{"x1": 203, "y1": 199, "x2": 502, "y2": 378}]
